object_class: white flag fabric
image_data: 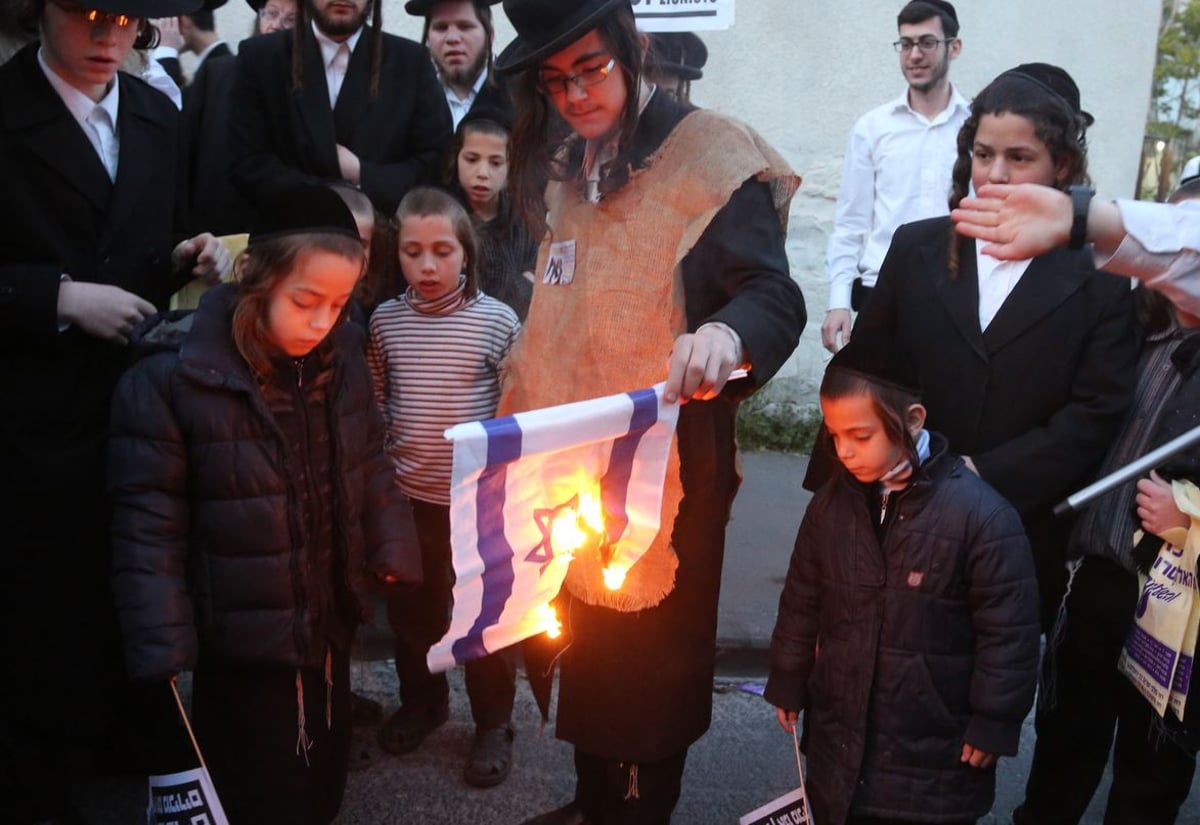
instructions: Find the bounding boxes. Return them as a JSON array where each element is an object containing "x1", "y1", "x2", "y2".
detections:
[
  {"x1": 426, "y1": 383, "x2": 680, "y2": 673},
  {"x1": 148, "y1": 767, "x2": 230, "y2": 825}
]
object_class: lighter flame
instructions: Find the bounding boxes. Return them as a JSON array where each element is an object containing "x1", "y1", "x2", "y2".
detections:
[
  {"x1": 602, "y1": 564, "x2": 627, "y2": 591},
  {"x1": 535, "y1": 603, "x2": 562, "y2": 639}
]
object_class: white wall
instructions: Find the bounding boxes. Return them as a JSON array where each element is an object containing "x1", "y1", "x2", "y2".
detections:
[{"x1": 211, "y1": 0, "x2": 1162, "y2": 404}]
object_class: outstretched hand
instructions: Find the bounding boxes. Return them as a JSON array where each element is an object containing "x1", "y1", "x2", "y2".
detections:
[{"x1": 951, "y1": 183, "x2": 1072, "y2": 261}]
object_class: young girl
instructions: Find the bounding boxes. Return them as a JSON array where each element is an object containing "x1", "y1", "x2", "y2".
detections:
[
  {"x1": 852, "y1": 63, "x2": 1136, "y2": 633},
  {"x1": 108, "y1": 184, "x2": 419, "y2": 825},
  {"x1": 766, "y1": 338, "x2": 1041, "y2": 825},
  {"x1": 368, "y1": 186, "x2": 522, "y2": 787},
  {"x1": 448, "y1": 107, "x2": 537, "y2": 321}
]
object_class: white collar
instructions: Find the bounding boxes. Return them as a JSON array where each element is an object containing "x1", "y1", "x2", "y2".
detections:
[
  {"x1": 37, "y1": 46, "x2": 120, "y2": 128},
  {"x1": 194, "y1": 39, "x2": 227, "y2": 65},
  {"x1": 890, "y1": 83, "x2": 970, "y2": 125},
  {"x1": 312, "y1": 21, "x2": 363, "y2": 67}
]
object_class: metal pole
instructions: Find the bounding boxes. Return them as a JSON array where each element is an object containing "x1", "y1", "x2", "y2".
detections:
[{"x1": 1053, "y1": 422, "x2": 1200, "y2": 517}]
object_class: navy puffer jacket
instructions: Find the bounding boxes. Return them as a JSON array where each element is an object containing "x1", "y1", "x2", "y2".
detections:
[
  {"x1": 109, "y1": 284, "x2": 420, "y2": 681},
  {"x1": 765, "y1": 433, "x2": 1040, "y2": 825}
]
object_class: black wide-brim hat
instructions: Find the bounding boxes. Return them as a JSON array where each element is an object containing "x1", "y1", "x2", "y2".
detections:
[
  {"x1": 90, "y1": 0, "x2": 204, "y2": 14},
  {"x1": 494, "y1": 0, "x2": 629, "y2": 75},
  {"x1": 648, "y1": 31, "x2": 706, "y2": 81},
  {"x1": 404, "y1": 0, "x2": 501, "y2": 17}
]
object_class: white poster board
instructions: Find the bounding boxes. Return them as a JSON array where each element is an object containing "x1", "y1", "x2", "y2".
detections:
[{"x1": 632, "y1": 0, "x2": 735, "y2": 32}]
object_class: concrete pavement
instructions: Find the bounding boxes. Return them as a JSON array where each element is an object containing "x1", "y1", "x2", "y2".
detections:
[{"x1": 75, "y1": 451, "x2": 1199, "y2": 823}]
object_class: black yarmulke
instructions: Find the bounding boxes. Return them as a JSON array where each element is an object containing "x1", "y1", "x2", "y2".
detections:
[
  {"x1": 1000, "y1": 62, "x2": 1094, "y2": 126},
  {"x1": 248, "y1": 185, "x2": 363, "y2": 246},
  {"x1": 827, "y1": 335, "x2": 921, "y2": 396},
  {"x1": 905, "y1": 0, "x2": 957, "y2": 23}
]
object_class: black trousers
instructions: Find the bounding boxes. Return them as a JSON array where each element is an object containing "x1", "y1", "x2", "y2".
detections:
[
  {"x1": 192, "y1": 648, "x2": 352, "y2": 825},
  {"x1": 574, "y1": 747, "x2": 688, "y2": 825},
  {"x1": 1014, "y1": 556, "x2": 1196, "y2": 825},
  {"x1": 386, "y1": 497, "x2": 516, "y2": 728}
]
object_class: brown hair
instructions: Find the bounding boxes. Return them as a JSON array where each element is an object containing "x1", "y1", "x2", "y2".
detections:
[
  {"x1": 394, "y1": 186, "x2": 479, "y2": 299},
  {"x1": 232, "y1": 232, "x2": 365, "y2": 380},
  {"x1": 820, "y1": 367, "x2": 922, "y2": 470},
  {"x1": 508, "y1": 6, "x2": 644, "y2": 236}
]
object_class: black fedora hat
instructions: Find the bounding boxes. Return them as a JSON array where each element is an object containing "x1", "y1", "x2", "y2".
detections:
[
  {"x1": 494, "y1": 0, "x2": 629, "y2": 74},
  {"x1": 404, "y1": 0, "x2": 501, "y2": 16},
  {"x1": 89, "y1": 0, "x2": 204, "y2": 13},
  {"x1": 647, "y1": 32, "x2": 706, "y2": 81}
]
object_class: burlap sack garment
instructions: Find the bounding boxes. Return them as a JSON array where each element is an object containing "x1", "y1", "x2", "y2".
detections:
[{"x1": 498, "y1": 109, "x2": 798, "y2": 611}]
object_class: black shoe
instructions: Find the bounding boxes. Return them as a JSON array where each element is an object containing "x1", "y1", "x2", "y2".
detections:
[
  {"x1": 464, "y1": 724, "x2": 514, "y2": 788},
  {"x1": 377, "y1": 702, "x2": 449, "y2": 755},
  {"x1": 518, "y1": 801, "x2": 588, "y2": 825}
]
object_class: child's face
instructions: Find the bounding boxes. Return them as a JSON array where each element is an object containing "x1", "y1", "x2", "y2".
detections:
[
  {"x1": 398, "y1": 214, "x2": 465, "y2": 302},
  {"x1": 265, "y1": 249, "x2": 360, "y2": 357},
  {"x1": 971, "y1": 112, "x2": 1066, "y2": 192},
  {"x1": 821, "y1": 393, "x2": 907, "y2": 484},
  {"x1": 457, "y1": 130, "x2": 508, "y2": 216},
  {"x1": 42, "y1": 1, "x2": 141, "y2": 102}
]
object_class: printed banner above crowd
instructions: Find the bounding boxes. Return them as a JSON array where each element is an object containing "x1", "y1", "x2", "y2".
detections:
[{"x1": 632, "y1": 0, "x2": 734, "y2": 32}]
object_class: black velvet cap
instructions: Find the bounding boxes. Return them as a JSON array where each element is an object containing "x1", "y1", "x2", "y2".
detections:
[
  {"x1": 647, "y1": 32, "x2": 707, "y2": 81},
  {"x1": 906, "y1": 0, "x2": 957, "y2": 23},
  {"x1": 404, "y1": 0, "x2": 501, "y2": 16},
  {"x1": 826, "y1": 335, "x2": 921, "y2": 396},
  {"x1": 1000, "y1": 62, "x2": 1094, "y2": 126},
  {"x1": 458, "y1": 103, "x2": 513, "y2": 134},
  {"x1": 248, "y1": 185, "x2": 362, "y2": 246}
]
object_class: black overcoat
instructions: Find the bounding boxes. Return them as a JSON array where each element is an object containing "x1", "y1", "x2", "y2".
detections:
[
  {"x1": 853, "y1": 217, "x2": 1137, "y2": 626},
  {"x1": 0, "y1": 43, "x2": 185, "y2": 737},
  {"x1": 228, "y1": 27, "x2": 452, "y2": 215},
  {"x1": 550, "y1": 91, "x2": 807, "y2": 762}
]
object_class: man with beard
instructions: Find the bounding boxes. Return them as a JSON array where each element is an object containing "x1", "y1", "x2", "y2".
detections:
[
  {"x1": 406, "y1": 0, "x2": 510, "y2": 129},
  {"x1": 821, "y1": 0, "x2": 967, "y2": 352},
  {"x1": 229, "y1": 0, "x2": 452, "y2": 215}
]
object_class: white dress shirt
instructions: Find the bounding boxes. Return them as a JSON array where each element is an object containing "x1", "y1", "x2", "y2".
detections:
[
  {"x1": 1097, "y1": 199, "x2": 1200, "y2": 321},
  {"x1": 976, "y1": 241, "x2": 1033, "y2": 331},
  {"x1": 825, "y1": 85, "x2": 971, "y2": 310},
  {"x1": 313, "y1": 22, "x2": 362, "y2": 108},
  {"x1": 443, "y1": 66, "x2": 488, "y2": 130},
  {"x1": 38, "y1": 48, "x2": 120, "y2": 181}
]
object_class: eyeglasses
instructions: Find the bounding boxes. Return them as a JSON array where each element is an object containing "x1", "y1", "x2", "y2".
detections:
[
  {"x1": 893, "y1": 36, "x2": 952, "y2": 54},
  {"x1": 258, "y1": 6, "x2": 297, "y2": 27},
  {"x1": 537, "y1": 57, "x2": 617, "y2": 96},
  {"x1": 50, "y1": 0, "x2": 140, "y2": 28}
]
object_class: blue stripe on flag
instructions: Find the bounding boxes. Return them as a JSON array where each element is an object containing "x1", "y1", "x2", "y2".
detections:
[
  {"x1": 452, "y1": 417, "x2": 523, "y2": 663},
  {"x1": 600, "y1": 388, "x2": 660, "y2": 543}
]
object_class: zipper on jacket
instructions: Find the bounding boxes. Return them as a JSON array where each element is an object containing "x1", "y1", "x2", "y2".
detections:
[{"x1": 879, "y1": 489, "x2": 890, "y2": 526}]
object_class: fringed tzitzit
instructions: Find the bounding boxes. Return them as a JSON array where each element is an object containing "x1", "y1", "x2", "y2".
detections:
[
  {"x1": 295, "y1": 669, "x2": 313, "y2": 767},
  {"x1": 1039, "y1": 558, "x2": 1083, "y2": 713},
  {"x1": 623, "y1": 763, "x2": 639, "y2": 801},
  {"x1": 325, "y1": 648, "x2": 333, "y2": 731}
]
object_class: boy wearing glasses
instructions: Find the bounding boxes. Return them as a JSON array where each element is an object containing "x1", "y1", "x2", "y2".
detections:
[
  {"x1": 0, "y1": 1, "x2": 231, "y2": 821},
  {"x1": 821, "y1": 0, "x2": 968, "y2": 353}
]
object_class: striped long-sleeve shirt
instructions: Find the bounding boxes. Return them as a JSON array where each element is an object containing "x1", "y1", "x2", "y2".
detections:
[{"x1": 367, "y1": 282, "x2": 521, "y2": 505}]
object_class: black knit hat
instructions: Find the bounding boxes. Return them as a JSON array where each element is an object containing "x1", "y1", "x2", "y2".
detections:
[
  {"x1": 904, "y1": 0, "x2": 957, "y2": 23},
  {"x1": 1000, "y1": 62, "x2": 1095, "y2": 127},
  {"x1": 826, "y1": 336, "x2": 921, "y2": 396},
  {"x1": 647, "y1": 32, "x2": 707, "y2": 82},
  {"x1": 248, "y1": 185, "x2": 362, "y2": 246},
  {"x1": 495, "y1": 0, "x2": 629, "y2": 74},
  {"x1": 404, "y1": 0, "x2": 501, "y2": 16}
]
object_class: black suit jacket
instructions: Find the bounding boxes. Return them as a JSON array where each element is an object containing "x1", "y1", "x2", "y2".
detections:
[
  {"x1": 854, "y1": 217, "x2": 1136, "y2": 518},
  {"x1": 229, "y1": 27, "x2": 452, "y2": 214},
  {"x1": 181, "y1": 51, "x2": 253, "y2": 235},
  {"x1": 0, "y1": 43, "x2": 186, "y2": 731}
]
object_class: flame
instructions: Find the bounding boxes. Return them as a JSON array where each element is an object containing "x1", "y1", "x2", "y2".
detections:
[
  {"x1": 602, "y1": 564, "x2": 627, "y2": 591},
  {"x1": 535, "y1": 603, "x2": 562, "y2": 639}
]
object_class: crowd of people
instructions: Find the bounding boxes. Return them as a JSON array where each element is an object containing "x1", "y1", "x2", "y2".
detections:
[{"x1": 1, "y1": 0, "x2": 1198, "y2": 823}]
